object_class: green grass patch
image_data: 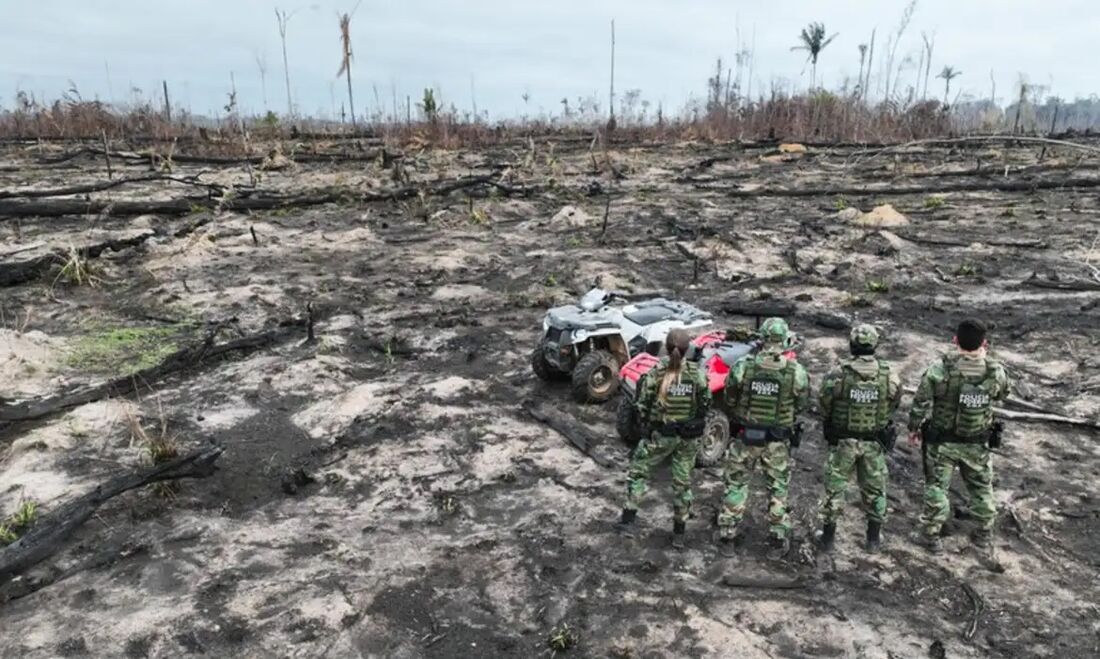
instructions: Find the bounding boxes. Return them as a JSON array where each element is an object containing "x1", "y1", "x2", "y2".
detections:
[
  {"x1": 923, "y1": 195, "x2": 946, "y2": 209},
  {"x1": 67, "y1": 325, "x2": 191, "y2": 376},
  {"x1": 0, "y1": 500, "x2": 39, "y2": 546}
]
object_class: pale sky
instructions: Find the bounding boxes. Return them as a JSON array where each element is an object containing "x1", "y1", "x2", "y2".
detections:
[{"x1": 2, "y1": 0, "x2": 1096, "y2": 120}]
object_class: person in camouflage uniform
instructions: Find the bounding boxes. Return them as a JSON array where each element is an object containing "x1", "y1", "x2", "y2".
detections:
[
  {"x1": 816, "y1": 324, "x2": 902, "y2": 553},
  {"x1": 618, "y1": 328, "x2": 711, "y2": 549},
  {"x1": 717, "y1": 317, "x2": 810, "y2": 558},
  {"x1": 908, "y1": 319, "x2": 1010, "y2": 554}
]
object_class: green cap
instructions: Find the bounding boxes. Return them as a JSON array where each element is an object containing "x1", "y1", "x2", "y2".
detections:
[{"x1": 850, "y1": 323, "x2": 880, "y2": 348}]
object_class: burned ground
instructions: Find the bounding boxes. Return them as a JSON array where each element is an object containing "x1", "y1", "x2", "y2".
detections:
[{"x1": 0, "y1": 135, "x2": 1098, "y2": 658}]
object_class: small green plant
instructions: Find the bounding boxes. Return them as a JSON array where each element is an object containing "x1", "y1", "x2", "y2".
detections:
[
  {"x1": 0, "y1": 499, "x2": 39, "y2": 546},
  {"x1": 434, "y1": 493, "x2": 459, "y2": 516},
  {"x1": 923, "y1": 195, "x2": 946, "y2": 209},
  {"x1": 384, "y1": 339, "x2": 395, "y2": 365},
  {"x1": 566, "y1": 236, "x2": 583, "y2": 248},
  {"x1": 52, "y1": 246, "x2": 102, "y2": 288},
  {"x1": 547, "y1": 623, "x2": 579, "y2": 652},
  {"x1": 545, "y1": 273, "x2": 558, "y2": 287},
  {"x1": 865, "y1": 279, "x2": 890, "y2": 293},
  {"x1": 261, "y1": 110, "x2": 279, "y2": 129},
  {"x1": 955, "y1": 262, "x2": 979, "y2": 277},
  {"x1": 834, "y1": 196, "x2": 849, "y2": 211}
]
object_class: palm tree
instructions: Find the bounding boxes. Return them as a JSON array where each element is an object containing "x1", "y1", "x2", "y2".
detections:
[
  {"x1": 791, "y1": 22, "x2": 839, "y2": 89},
  {"x1": 937, "y1": 66, "x2": 962, "y2": 106}
]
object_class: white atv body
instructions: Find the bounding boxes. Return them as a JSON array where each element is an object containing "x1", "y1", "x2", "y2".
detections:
[{"x1": 531, "y1": 288, "x2": 713, "y2": 403}]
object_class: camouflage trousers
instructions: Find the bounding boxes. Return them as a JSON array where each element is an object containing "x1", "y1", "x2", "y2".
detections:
[
  {"x1": 818, "y1": 438, "x2": 888, "y2": 525},
  {"x1": 624, "y1": 433, "x2": 699, "y2": 523},
  {"x1": 718, "y1": 441, "x2": 791, "y2": 539},
  {"x1": 921, "y1": 442, "x2": 996, "y2": 536}
]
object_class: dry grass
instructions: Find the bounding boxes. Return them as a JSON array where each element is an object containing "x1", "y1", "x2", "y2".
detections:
[
  {"x1": 0, "y1": 88, "x2": 961, "y2": 145},
  {"x1": 125, "y1": 402, "x2": 181, "y2": 499},
  {"x1": 52, "y1": 245, "x2": 103, "y2": 288}
]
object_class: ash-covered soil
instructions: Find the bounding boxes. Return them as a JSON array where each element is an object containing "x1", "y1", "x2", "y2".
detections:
[{"x1": 0, "y1": 135, "x2": 1098, "y2": 658}]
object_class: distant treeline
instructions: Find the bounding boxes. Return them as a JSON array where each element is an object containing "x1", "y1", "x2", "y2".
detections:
[{"x1": 1, "y1": 86, "x2": 1097, "y2": 145}]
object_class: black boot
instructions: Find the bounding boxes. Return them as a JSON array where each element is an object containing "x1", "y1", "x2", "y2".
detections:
[
  {"x1": 819, "y1": 522, "x2": 837, "y2": 553},
  {"x1": 767, "y1": 534, "x2": 790, "y2": 560},
  {"x1": 616, "y1": 508, "x2": 637, "y2": 537},
  {"x1": 973, "y1": 527, "x2": 993, "y2": 549},
  {"x1": 865, "y1": 521, "x2": 882, "y2": 553},
  {"x1": 671, "y1": 520, "x2": 686, "y2": 550}
]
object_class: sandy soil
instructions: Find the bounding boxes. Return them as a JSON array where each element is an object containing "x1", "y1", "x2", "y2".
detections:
[{"x1": 0, "y1": 136, "x2": 1098, "y2": 658}]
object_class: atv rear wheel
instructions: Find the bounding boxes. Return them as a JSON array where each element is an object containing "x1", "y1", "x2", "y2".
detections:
[
  {"x1": 616, "y1": 396, "x2": 642, "y2": 446},
  {"x1": 695, "y1": 409, "x2": 731, "y2": 467},
  {"x1": 571, "y1": 350, "x2": 619, "y2": 403},
  {"x1": 531, "y1": 344, "x2": 564, "y2": 381}
]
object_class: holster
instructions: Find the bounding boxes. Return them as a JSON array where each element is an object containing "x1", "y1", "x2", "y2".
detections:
[
  {"x1": 877, "y1": 422, "x2": 897, "y2": 453},
  {"x1": 988, "y1": 421, "x2": 1005, "y2": 449}
]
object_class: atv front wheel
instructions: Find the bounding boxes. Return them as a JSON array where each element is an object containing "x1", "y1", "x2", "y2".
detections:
[
  {"x1": 571, "y1": 350, "x2": 619, "y2": 403},
  {"x1": 531, "y1": 344, "x2": 564, "y2": 381},
  {"x1": 616, "y1": 396, "x2": 642, "y2": 446},
  {"x1": 695, "y1": 409, "x2": 731, "y2": 467}
]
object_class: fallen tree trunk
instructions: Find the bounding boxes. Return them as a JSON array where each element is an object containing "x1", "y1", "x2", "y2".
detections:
[
  {"x1": 0, "y1": 326, "x2": 288, "y2": 426},
  {"x1": 726, "y1": 177, "x2": 1100, "y2": 198},
  {"x1": 38, "y1": 146, "x2": 394, "y2": 167},
  {"x1": 0, "y1": 229, "x2": 155, "y2": 286},
  {"x1": 722, "y1": 298, "x2": 852, "y2": 331},
  {"x1": 522, "y1": 399, "x2": 617, "y2": 468},
  {"x1": 1020, "y1": 277, "x2": 1100, "y2": 292},
  {"x1": 893, "y1": 232, "x2": 1048, "y2": 249},
  {"x1": 721, "y1": 575, "x2": 808, "y2": 590},
  {"x1": 994, "y1": 408, "x2": 1100, "y2": 429},
  {"x1": 0, "y1": 173, "x2": 227, "y2": 200},
  {"x1": 0, "y1": 174, "x2": 502, "y2": 220},
  {"x1": 0, "y1": 445, "x2": 223, "y2": 581}
]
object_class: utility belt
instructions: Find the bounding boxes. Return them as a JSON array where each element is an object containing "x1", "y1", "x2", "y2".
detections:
[
  {"x1": 653, "y1": 418, "x2": 706, "y2": 439},
  {"x1": 738, "y1": 422, "x2": 803, "y2": 448},
  {"x1": 921, "y1": 421, "x2": 1004, "y2": 448},
  {"x1": 824, "y1": 422, "x2": 897, "y2": 452}
]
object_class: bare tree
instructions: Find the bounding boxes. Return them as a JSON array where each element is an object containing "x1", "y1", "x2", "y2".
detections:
[
  {"x1": 608, "y1": 19, "x2": 616, "y2": 129},
  {"x1": 864, "y1": 29, "x2": 877, "y2": 101},
  {"x1": 791, "y1": 22, "x2": 838, "y2": 89},
  {"x1": 937, "y1": 65, "x2": 961, "y2": 106},
  {"x1": 857, "y1": 44, "x2": 868, "y2": 97},
  {"x1": 337, "y1": 4, "x2": 362, "y2": 128},
  {"x1": 884, "y1": 0, "x2": 917, "y2": 100},
  {"x1": 920, "y1": 31, "x2": 936, "y2": 99},
  {"x1": 254, "y1": 51, "x2": 269, "y2": 111},
  {"x1": 275, "y1": 8, "x2": 295, "y2": 116}
]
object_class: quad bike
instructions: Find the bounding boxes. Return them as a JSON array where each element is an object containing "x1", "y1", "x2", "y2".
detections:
[
  {"x1": 531, "y1": 288, "x2": 713, "y2": 403},
  {"x1": 617, "y1": 329, "x2": 799, "y2": 466}
]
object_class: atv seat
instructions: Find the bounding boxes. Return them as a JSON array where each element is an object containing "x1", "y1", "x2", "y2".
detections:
[
  {"x1": 623, "y1": 305, "x2": 678, "y2": 326},
  {"x1": 715, "y1": 342, "x2": 754, "y2": 367}
]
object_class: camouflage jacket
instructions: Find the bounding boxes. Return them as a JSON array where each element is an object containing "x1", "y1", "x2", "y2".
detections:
[
  {"x1": 818, "y1": 356, "x2": 903, "y2": 418},
  {"x1": 725, "y1": 349, "x2": 810, "y2": 427},
  {"x1": 636, "y1": 358, "x2": 711, "y2": 424},
  {"x1": 907, "y1": 350, "x2": 1010, "y2": 432}
]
